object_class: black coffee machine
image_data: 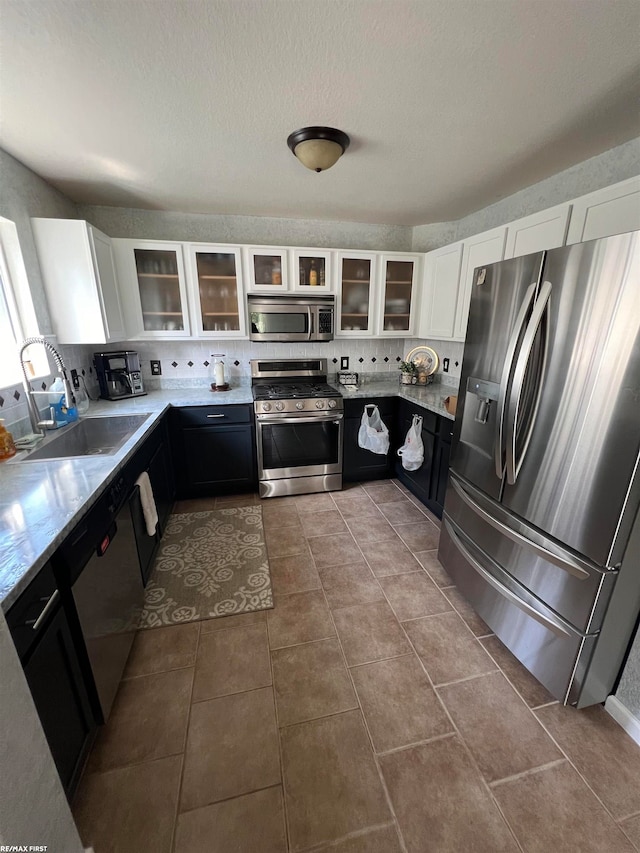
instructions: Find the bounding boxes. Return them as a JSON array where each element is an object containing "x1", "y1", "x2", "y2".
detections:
[{"x1": 94, "y1": 351, "x2": 146, "y2": 400}]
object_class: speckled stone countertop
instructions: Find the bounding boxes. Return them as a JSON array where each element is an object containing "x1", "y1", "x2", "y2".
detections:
[
  {"x1": 330, "y1": 377, "x2": 459, "y2": 421},
  {"x1": 0, "y1": 378, "x2": 458, "y2": 611},
  {"x1": 0, "y1": 386, "x2": 254, "y2": 611}
]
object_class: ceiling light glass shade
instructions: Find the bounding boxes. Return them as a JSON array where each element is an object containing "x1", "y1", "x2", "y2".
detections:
[{"x1": 287, "y1": 127, "x2": 350, "y2": 172}]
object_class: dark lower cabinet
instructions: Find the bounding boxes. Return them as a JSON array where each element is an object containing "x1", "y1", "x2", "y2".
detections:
[
  {"x1": 343, "y1": 396, "x2": 397, "y2": 482},
  {"x1": 395, "y1": 399, "x2": 453, "y2": 518},
  {"x1": 171, "y1": 405, "x2": 257, "y2": 497},
  {"x1": 7, "y1": 562, "x2": 96, "y2": 800}
]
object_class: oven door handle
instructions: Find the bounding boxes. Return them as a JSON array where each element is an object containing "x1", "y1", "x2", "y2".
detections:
[{"x1": 258, "y1": 413, "x2": 344, "y2": 426}]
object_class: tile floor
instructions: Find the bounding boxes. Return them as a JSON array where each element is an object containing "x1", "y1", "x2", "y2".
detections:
[{"x1": 72, "y1": 480, "x2": 640, "y2": 853}]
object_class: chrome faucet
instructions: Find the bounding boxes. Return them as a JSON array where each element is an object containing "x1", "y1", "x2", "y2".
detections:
[{"x1": 19, "y1": 337, "x2": 76, "y2": 435}]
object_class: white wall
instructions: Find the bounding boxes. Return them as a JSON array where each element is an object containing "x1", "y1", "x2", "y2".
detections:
[{"x1": 0, "y1": 610, "x2": 84, "y2": 852}]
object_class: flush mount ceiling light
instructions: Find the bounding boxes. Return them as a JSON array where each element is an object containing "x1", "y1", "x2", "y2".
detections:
[{"x1": 287, "y1": 126, "x2": 350, "y2": 173}]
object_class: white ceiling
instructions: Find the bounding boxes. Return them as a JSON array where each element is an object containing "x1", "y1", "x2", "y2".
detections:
[{"x1": 1, "y1": 0, "x2": 639, "y2": 226}]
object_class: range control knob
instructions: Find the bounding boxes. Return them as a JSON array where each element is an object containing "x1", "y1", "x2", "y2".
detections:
[
  {"x1": 262, "y1": 402, "x2": 272, "y2": 412},
  {"x1": 328, "y1": 399, "x2": 337, "y2": 409},
  {"x1": 315, "y1": 399, "x2": 324, "y2": 409},
  {"x1": 295, "y1": 401, "x2": 304, "y2": 410},
  {"x1": 275, "y1": 401, "x2": 285, "y2": 411}
]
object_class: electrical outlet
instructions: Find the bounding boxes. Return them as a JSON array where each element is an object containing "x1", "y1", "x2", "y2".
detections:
[
  {"x1": 340, "y1": 357, "x2": 349, "y2": 370},
  {"x1": 150, "y1": 360, "x2": 162, "y2": 376},
  {"x1": 443, "y1": 358, "x2": 450, "y2": 373},
  {"x1": 70, "y1": 368, "x2": 80, "y2": 389}
]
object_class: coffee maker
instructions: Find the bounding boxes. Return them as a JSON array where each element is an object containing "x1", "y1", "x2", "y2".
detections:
[{"x1": 94, "y1": 351, "x2": 146, "y2": 400}]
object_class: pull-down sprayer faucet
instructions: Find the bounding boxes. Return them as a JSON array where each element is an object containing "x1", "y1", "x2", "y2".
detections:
[{"x1": 19, "y1": 337, "x2": 76, "y2": 436}]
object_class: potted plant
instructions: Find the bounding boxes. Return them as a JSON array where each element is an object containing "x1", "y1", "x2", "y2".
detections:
[{"x1": 399, "y1": 360, "x2": 418, "y2": 384}]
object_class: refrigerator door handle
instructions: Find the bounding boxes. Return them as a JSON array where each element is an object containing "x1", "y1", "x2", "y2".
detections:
[
  {"x1": 505, "y1": 280, "x2": 552, "y2": 484},
  {"x1": 443, "y1": 519, "x2": 571, "y2": 638},
  {"x1": 495, "y1": 283, "x2": 537, "y2": 478},
  {"x1": 449, "y1": 473, "x2": 592, "y2": 580}
]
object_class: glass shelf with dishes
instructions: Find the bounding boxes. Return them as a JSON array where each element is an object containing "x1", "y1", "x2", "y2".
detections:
[
  {"x1": 380, "y1": 257, "x2": 418, "y2": 334},
  {"x1": 336, "y1": 253, "x2": 376, "y2": 335},
  {"x1": 187, "y1": 245, "x2": 246, "y2": 336},
  {"x1": 134, "y1": 248, "x2": 187, "y2": 332}
]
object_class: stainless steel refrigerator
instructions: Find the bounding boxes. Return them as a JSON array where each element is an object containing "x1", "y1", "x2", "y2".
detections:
[{"x1": 438, "y1": 230, "x2": 640, "y2": 708}]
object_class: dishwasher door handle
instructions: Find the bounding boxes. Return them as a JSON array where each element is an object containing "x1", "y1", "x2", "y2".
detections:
[{"x1": 25, "y1": 589, "x2": 60, "y2": 631}]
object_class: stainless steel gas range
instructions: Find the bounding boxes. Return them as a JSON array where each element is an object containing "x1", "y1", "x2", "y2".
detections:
[{"x1": 251, "y1": 358, "x2": 344, "y2": 498}]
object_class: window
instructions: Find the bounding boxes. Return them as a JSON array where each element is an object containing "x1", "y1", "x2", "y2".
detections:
[{"x1": 0, "y1": 219, "x2": 48, "y2": 387}]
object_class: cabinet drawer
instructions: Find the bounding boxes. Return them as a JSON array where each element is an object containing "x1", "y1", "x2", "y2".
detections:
[
  {"x1": 344, "y1": 396, "x2": 397, "y2": 419},
  {"x1": 175, "y1": 404, "x2": 252, "y2": 427}
]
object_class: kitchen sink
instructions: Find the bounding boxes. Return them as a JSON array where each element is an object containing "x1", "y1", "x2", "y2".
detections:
[{"x1": 16, "y1": 414, "x2": 152, "y2": 461}]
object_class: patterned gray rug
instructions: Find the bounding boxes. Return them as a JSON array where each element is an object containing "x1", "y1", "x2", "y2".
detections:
[{"x1": 139, "y1": 506, "x2": 273, "y2": 629}]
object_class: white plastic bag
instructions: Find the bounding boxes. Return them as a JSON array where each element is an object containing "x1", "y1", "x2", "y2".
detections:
[
  {"x1": 358, "y1": 404, "x2": 390, "y2": 455},
  {"x1": 397, "y1": 414, "x2": 424, "y2": 471}
]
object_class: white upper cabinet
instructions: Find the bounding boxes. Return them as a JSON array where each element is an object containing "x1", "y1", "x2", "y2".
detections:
[
  {"x1": 112, "y1": 239, "x2": 191, "y2": 338},
  {"x1": 31, "y1": 218, "x2": 125, "y2": 344},
  {"x1": 185, "y1": 244, "x2": 246, "y2": 338},
  {"x1": 504, "y1": 203, "x2": 571, "y2": 259},
  {"x1": 455, "y1": 226, "x2": 507, "y2": 340},
  {"x1": 290, "y1": 248, "x2": 333, "y2": 292},
  {"x1": 566, "y1": 176, "x2": 640, "y2": 244},
  {"x1": 418, "y1": 241, "x2": 464, "y2": 340},
  {"x1": 377, "y1": 253, "x2": 421, "y2": 336},
  {"x1": 243, "y1": 246, "x2": 289, "y2": 291},
  {"x1": 335, "y1": 251, "x2": 377, "y2": 337}
]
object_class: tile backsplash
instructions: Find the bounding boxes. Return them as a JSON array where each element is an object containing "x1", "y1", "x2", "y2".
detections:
[
  {"x1": 127, "y1": 338, "x2": 408, "y2": 389},
  {"x1": 0, "y1": 344, "x2": 99, "y2": 439},
  {"x1": 0, "y1": 337, "x2": 462, "y2": 438}
]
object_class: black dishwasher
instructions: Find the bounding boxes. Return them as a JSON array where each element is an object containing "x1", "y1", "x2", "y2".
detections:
[
  {"x1": 6, "y1": 560, "x2": 96, "y2": 799},
  {"x1": 55, "y1": 473, "x2": 145, "y2": 723}
]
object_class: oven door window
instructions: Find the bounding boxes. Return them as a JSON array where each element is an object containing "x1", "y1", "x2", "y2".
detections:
[
  {"x1": 250, "y1": 310, "x2": 309, "y2": 336},
  {"x1": 260, "y1": 419, "x2": 340, "y2": 471}
]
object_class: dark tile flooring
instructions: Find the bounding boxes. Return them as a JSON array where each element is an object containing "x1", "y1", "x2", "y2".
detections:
[{"x1": 72, "y1": 481, "x2": 640, "y2": 852}]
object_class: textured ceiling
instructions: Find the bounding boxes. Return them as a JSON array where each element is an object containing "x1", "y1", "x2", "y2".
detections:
[{"x1": 1, "y1": 0, "x2": 639, "y2": 226}]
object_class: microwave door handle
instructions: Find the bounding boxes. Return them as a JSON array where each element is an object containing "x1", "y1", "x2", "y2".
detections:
[
  {"x1": 495, "y1": 282, "x2": 537, "y2": 479},
  {"x1": 307, "y1": 306, "x2": 313, "y2": 340},
  {"x1": 505, "y1": 280, "x2": 552, "y2": 485}
]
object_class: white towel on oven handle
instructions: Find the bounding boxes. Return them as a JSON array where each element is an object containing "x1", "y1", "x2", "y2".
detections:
[{"x1": 135, "y1": 471, "x2": 158, "y2": 536}]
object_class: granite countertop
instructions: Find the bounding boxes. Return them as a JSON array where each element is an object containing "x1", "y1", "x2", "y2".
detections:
[
  {"x1": 0, "y1": 378, "x2": 458, "y2": 611},
  {"x1": 0, "y1": 386, "x2": 252, "y2": 611},
  {"x1": 330, "y1": 377, "x2": 459, "y2": 421}
]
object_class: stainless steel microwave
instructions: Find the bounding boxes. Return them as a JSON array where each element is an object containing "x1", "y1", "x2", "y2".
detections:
[{"x1": 248, "y1": 295, "x2": 334, "y2": 342}]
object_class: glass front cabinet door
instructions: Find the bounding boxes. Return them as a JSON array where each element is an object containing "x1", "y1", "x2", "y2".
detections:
[
  {"x1": 291, "y1": 248, "x2": 333, "y2": 292},
  {"x1": 335, "y1": 252, "x2": 377, "y2": 336},
  {"x1": 244, "y1": 247, "x2": 289, "y2": 291},
  {"x1": 378, "y1": 254, "x2": 421, "y2": 336},
  {"x1": 186, "y1": 244, "x2": 246, "y2": 337},
  {"x1": 112, "y1": 240, "x2": 191, "y2": 338}
]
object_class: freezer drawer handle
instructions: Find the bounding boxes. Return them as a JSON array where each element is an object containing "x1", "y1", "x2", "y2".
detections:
[
  {"x1": 443, "y1": 520, "x2": 571, "y2": 638},
  {"x1": 495, "y1": 282, "x2": 537, "y2": 478},
  {"x1": 449, "y1": 474, "x2": 591, "y2": 580},
  {"x1": 206, "y1": 414, "x2": 225, "y2": 418}
]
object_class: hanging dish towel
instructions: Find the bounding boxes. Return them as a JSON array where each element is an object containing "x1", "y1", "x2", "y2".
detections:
[
  {"x1": 358, "y1": 404, "x2": 390, "y2": 455},
  {"x1": 397, "y1": 414, "x2": 424, "y2": 471},
  {"x1": 135, "y1": 471, "x2": 159, "y2": 536}
]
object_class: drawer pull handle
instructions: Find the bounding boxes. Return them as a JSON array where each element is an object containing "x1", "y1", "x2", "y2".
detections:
[
  {"x1": 206, "y1": 414, "x2": 225, "y2": 419},
  {"x1": 24, "y1": 590, "x2": 60, "y2": 631}
]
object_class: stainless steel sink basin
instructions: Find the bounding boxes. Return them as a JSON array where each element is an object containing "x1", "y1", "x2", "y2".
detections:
[{"x1": 16, "y1": 414, "x2": 152, "y2": 461}]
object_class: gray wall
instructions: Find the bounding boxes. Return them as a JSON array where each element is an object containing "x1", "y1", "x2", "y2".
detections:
[
  {"x1": 0, "y1": 611, "x2": 84, "y2": 852},
  {"x1": 412, "y1": 137, "x2": 640, "y2": 251},
  {"x1": 77, "y1": 204, "x2": 413, "y2": 252},
  {"x1": 616, "y1": 625, "x2": 640, "y2": 718}
]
